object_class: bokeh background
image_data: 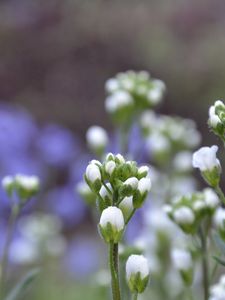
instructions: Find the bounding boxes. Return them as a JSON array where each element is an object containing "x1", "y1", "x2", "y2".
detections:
[{"x1": 0, "y1": 0, "x2": 225, "y2": 299}]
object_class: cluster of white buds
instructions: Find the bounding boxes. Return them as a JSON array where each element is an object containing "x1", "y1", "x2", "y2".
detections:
[
  {"x1": 171, "y1": 248, "x2": 193, "y2": 286},
  {"x1": 209, "y1": 274, "x2": 225, "y2": 300},
  {"x1": 2, "y1": 174, "x2": 40, "y2": 201},
  {"x1": 105, "y1": 71, "x2": 166, "y2": 124},
  {"x1": 192, "y1": 145, "x2": 221, "y2": 187},
  {"x1": 84, "y1": 153, "x2": 151, "y2": 243},
  {"x1": 165, "y1": 189, "x2": 219, "y2": 234},
  {"x1": 126, "y1": 254, "x2": 150, "y2": 294},
  {"x1": 86, "y1": 125, "x2": 109, "y2": 156},
  {"x1": 140, "y1": 111, "x2": 201, "y2": 164},
  {"x1": 208, "y1": 100, "x2": 225, "y2": 137}
]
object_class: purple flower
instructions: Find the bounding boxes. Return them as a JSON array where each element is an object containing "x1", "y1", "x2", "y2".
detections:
[
  {"x1": 46, "y1": 185, "x2": 86, "y2": 228},
  {"x1": 36, "y1": 124, "x2": 80, "y2": 167},
  {"x1": 63, "y1": 237, "x2": 100, "y2": 278}
]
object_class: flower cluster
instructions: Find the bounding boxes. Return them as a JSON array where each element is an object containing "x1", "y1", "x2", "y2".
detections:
[
  {"x1": 105, "y1": 71, "x2": 166, "y2": 123},
  {"x1": 85, "y1": 153, "x2": 151, "y2": 214},
  {"x1": 2, "y1": 174, "x2": 40, "y2": 203},
  {"x1": 208, "y1": 100, "x2": 225, "y2": 138},
  {"x1": 165, "y1": 188, "x2": 219, "y2": 234},
  {"x1": 140, "y1": 110, "x2": 201, "y2": 164},
  {"x1": 84, "y1": 153, "x2": 151, "y2": 296}
]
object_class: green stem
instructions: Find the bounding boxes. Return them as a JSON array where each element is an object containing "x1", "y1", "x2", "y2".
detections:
[
  {"x1": 109, "y1": 242, "x2": 121, "y2": 300},
  {"x1": 215, "y1": 185, "x2": 225, "y2": 205},
  {"x1": 125, "y1": 208, "x2": 136, "y2": 225},
  {"x1": 0, "y1": 204, "x2": 20, "y2": 298},
  {"x1": 199, "y1": 227, "x2": 209, "y2": 300},
  {"x1": 132, "y1": 292, "x2": 138, "y2": 300}
]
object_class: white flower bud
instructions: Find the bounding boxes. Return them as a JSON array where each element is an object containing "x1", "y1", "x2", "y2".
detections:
[
  {"x1": 214, "y1": 207, "x2": 225, "y2": 229},
  {"x1": 173, "y1": 207, "x2": 195, "y2": 225},
  {"x1": 86, "y1": 126, "x2": 108, "y2": 151},
  {"x1": 99, "y1": 206, "x2": 125, "y2": 243},
  {"x1": 192, "y1": 145, "x2": 220, "y2": 171},
  {"x1": 115, "y1": 154, "x2": 125, "y2": 164},
  {"x1": 193, "y1": 200, "x2": 206, "y2": 212},
  {"x1": 138, "y1": 166, "x2": 149, "y2": 177},
  {"x1": 15, "y1": 174, "x2": 40, "y2": 192},
  {"x1": 105, "y1": 78, "x2": 119, "y2": 93},
  {"x1": 105, "y1": 161, "x2": 116, "y2": 176},
  {"x1": 147, "y1": 88, "x2": 162, "y2": 105},
  {"x1": 126, "y1": 255, "x2": 150, "y2": 293},
  {"x1": 2, "y1": 175, "x2": 14, "y2": 191},
  {"x1": 215, "y1": 100, "x2": 225, "y2": 108},
  {"x1": 123, "y1": 177, "x2": 138, "y2": 190},
  {"x1": 210, "y1": 114, "x2": 221, "y2": 128},
  {"x1": 105, "y1": 91, "x2": 133, "y2": 113},
  {"x1": 86, "y1": 164, "x2": 101, "y2": 183},
  {"x1": 138, "y1": 177, "x2": 151, "y2": 195},
  {"x1": 99, "y1": 183, "x2": 113, "y2": 200},
  {"x1": 171, "y1": 249, "x2": 192, "y2": 271},
  {"x1": 119, "y1": 196, "x2": 133, "y2": 216},
  {"x1": 203, "y1": 188, "x2": 219, "y2": 209}
]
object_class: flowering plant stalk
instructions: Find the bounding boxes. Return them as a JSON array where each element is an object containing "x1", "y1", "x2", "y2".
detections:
[{"x1": 0, "y1": 175, "x2": 40, "y2": 299}]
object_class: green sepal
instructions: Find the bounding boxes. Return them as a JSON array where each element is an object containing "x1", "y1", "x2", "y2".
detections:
[
  {"x1": 98, "y1": 223, "x2": 124, "y2": 243},
  {"x1": 127, "y1": 272, "x2": 149, "y2": 294}
]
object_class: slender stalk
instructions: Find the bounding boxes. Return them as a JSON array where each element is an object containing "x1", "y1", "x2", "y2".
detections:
[
  {"x1": 0, "y1": 204, "x2": 19, "y2": 298},
  {"x1": 132, "y1": 292, "x2": 138, "y2": 300},
  {"x1": 199, "y1": 227, "x2": 209, "y2": 300},
  {"x1": 215, "y1": 185, "x2": 225, "y2": 205},
  {"x1": 109, "y1": 242, "x2": 121, "y2": 300}
]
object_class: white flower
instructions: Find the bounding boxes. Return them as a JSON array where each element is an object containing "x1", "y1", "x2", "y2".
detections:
[
  {"x1": 116, "y1": 153, "x2": 125, "y2": 164},
  {"x1": 192, "y1": 145, "x2": 220, "y2": 171},
  {"x1": 15, "y1": 174, "x2": 40, "y2": 191},
  {"x1": 99, "y1": 183, "x2": 113, "y2": 200},
  {"x1": 86, "y1": 164, "x2": 101, "y2": 183},
  {"x1": 203, "y1": 188, "x2": 219, "y2": 209},
  {"x1": 209, "y1": 105, "x2": 221, "y2": 128},
  {"x1": 173, "y1": 207, "x2": 195, "y2": 225},
  {"x1": 105, "y1": 91, "x2": 133, "y2": 113},
  {"x1": 119, "y1": 196, "x2": 133, "y2": 212},
  {"x1": 215, "y1": 100, "x2": 225, "y2": 108},
  {"x1": 138, "y1": 166, "x2": 149, "y2": 177},
  {"x1": 2, "y1": 175, "x2": 14, "y2": 190},
  {"x1": 126, "y1": 255, "x2": 149, "y2": 280},
  {"x1": 105, "y1": 161, "x2": 116, "y2": 176},
  {"x1": 138, "y1": 177, "x2": 151, "y2": 195},
  {"x1": 147, "y1": 133, "x2": 170, "y2": 153},
  {"x1": 214, "y1": 207, "x2": 225, "y2": 229},
  {"x1": 171, "y1": 249, "x2": 192, "y2": 271},
  {"x1": 123, "y1": 177, "x2": 138, "y2": 190},
  {"x1": 105, "y1": 78, "x2": 119, "y2": 93},
  {"x1": 193, "y1": 200, "x2": 206, "y2": 212},
  {"x1": 86, "y1": 126, "x2": 108, "y2": 150},
  {"x1": 147, "y1": 88, "x2": 163, "y2": 104},
  {"x1": 99, "y1": 206, "x2": 124, "y2": 231}
]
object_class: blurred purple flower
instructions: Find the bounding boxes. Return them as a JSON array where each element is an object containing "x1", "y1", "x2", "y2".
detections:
[
  {"x1": 63, "y1": 237, "x2": 100, "y2": 279},
  {"x1": 36, "y1": 124, "x2": 80, "y2": 168},
  {"x1": 46, "y1": 185, "x2": 86, "y2": 228},
  {"x1": 0, "y1": 103, "x2": 38, "y2": 158}
]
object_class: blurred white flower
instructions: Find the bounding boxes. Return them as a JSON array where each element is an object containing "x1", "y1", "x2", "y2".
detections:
[{"x1": 86, "y1": 126, "x2": 108, "y2": 151}]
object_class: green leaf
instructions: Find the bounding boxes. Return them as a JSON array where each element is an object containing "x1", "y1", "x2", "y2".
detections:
[
  {"x1": 212, "y1": 231, "x2": 225, "y2": 255},
  {"x1": 4, "y1": 268, "x2": 40, "y2": 300},
  {"x1": 213, "y1": 256, "x2": 225, "y2": 267}
]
